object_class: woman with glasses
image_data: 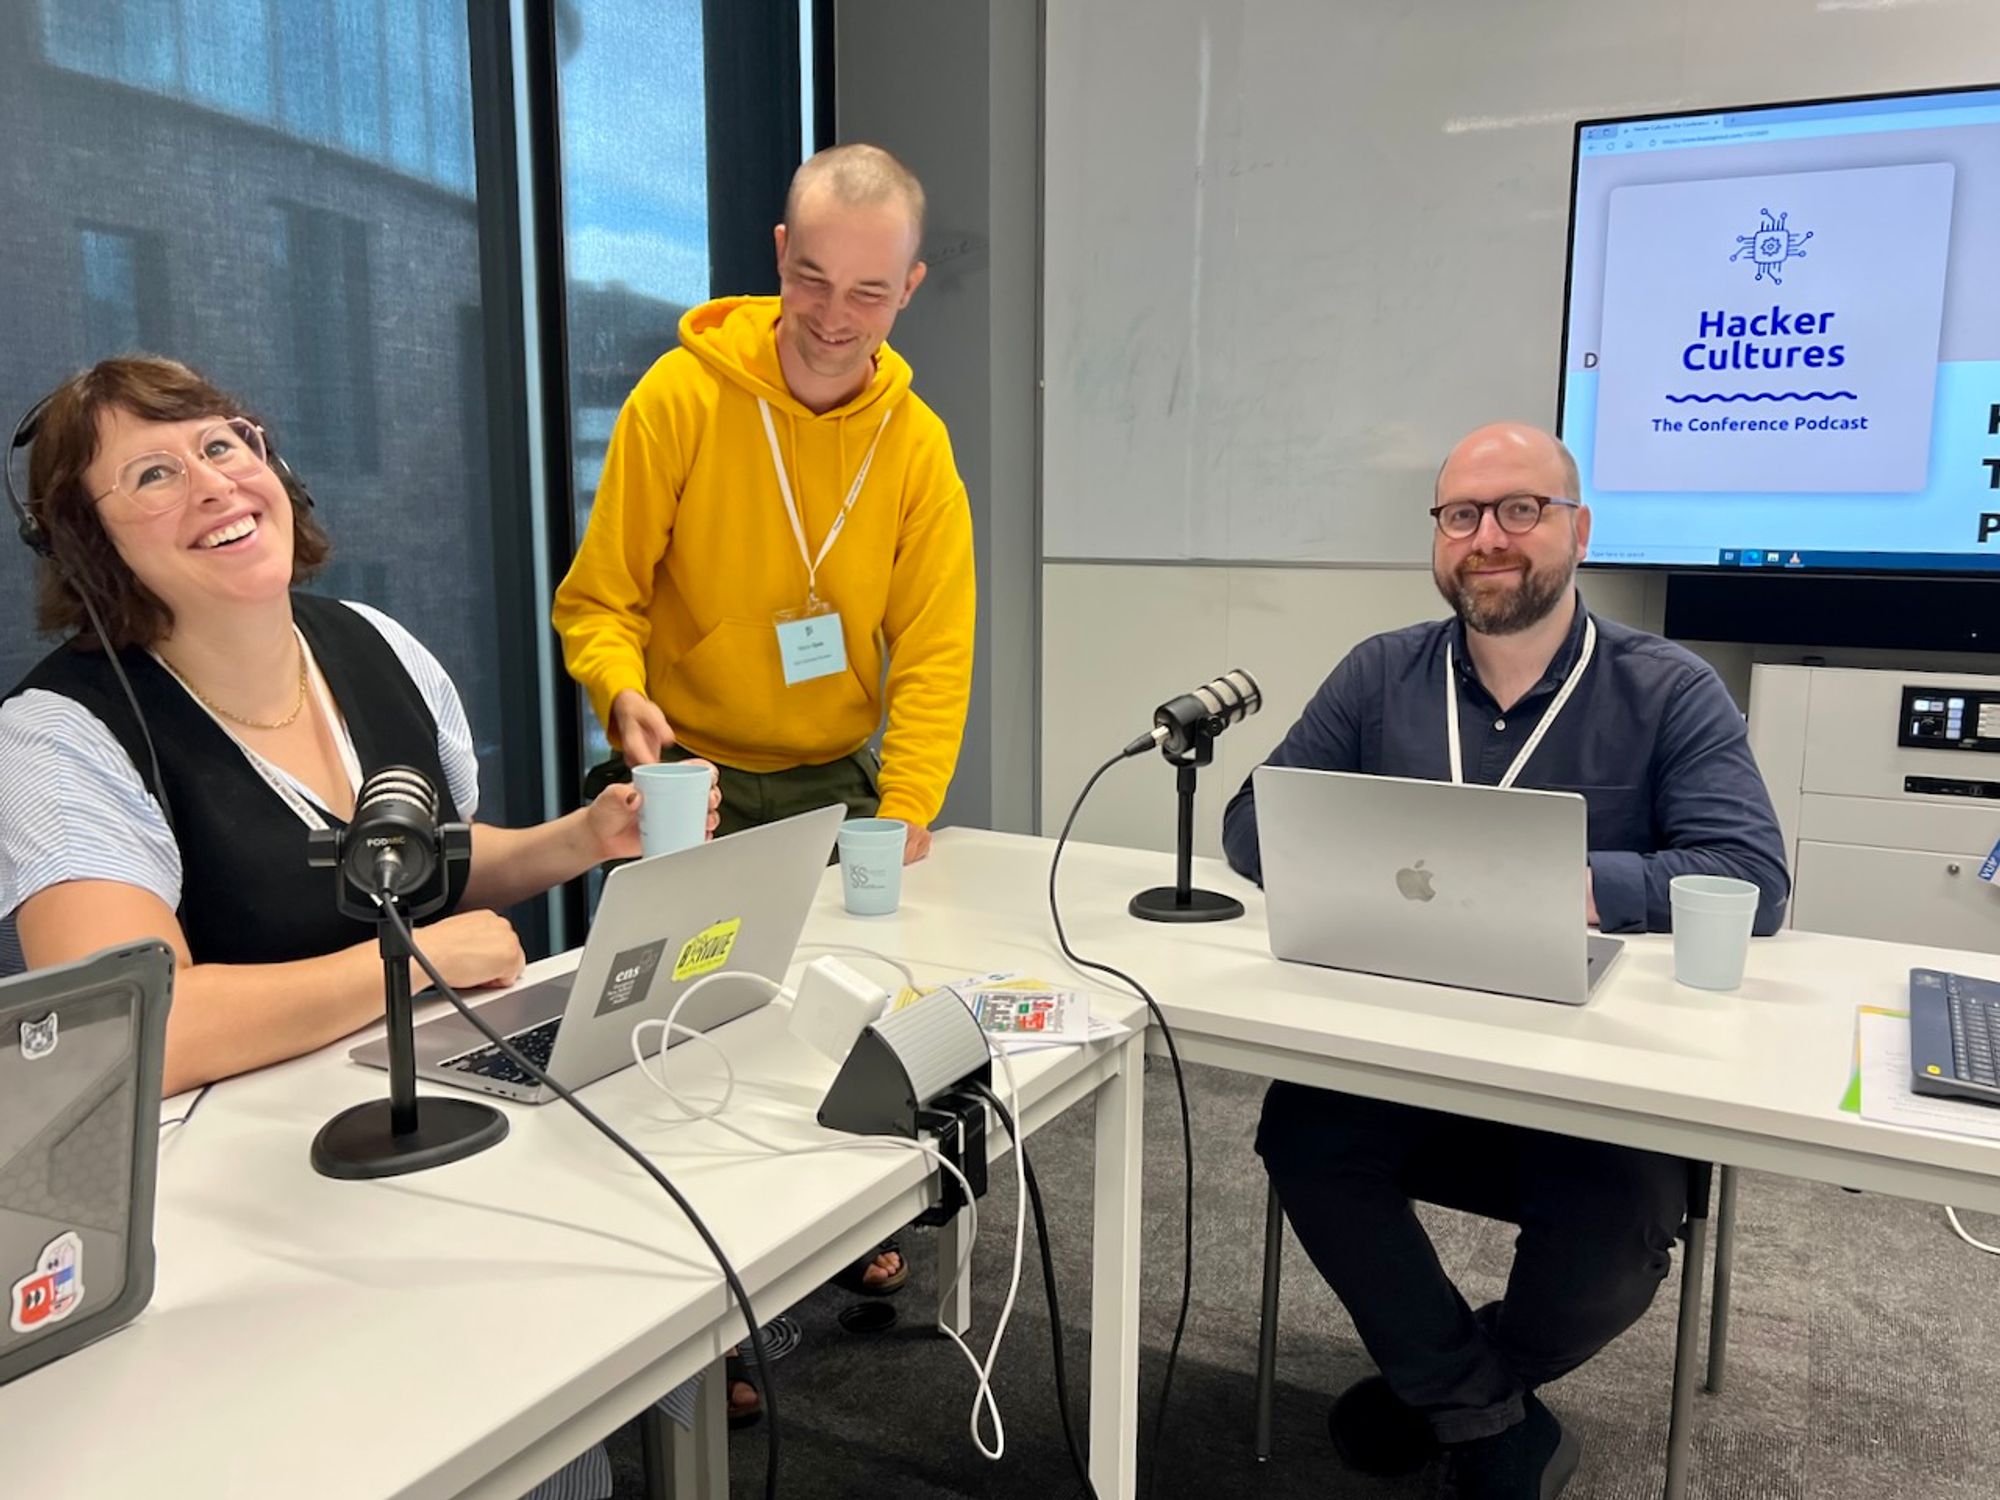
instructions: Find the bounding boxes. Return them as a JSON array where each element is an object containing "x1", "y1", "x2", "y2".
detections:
[{"x1": 0, "y1": 355, "x2": 718, "y2": 1103}]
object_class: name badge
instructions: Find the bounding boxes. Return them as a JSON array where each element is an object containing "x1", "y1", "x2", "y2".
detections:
[{"x1": 775, "y1": 602, "x2": 845, "y2": 686}]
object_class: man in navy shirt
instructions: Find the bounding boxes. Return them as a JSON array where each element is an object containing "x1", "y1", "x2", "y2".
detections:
[{"x1": 1224, "y1": 423, "x2": 1787, "y2": 1499}]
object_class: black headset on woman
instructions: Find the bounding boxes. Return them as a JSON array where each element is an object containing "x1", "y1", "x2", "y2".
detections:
[{"x1": 4, "y1": 389, "x2": 320, "y2": 835}]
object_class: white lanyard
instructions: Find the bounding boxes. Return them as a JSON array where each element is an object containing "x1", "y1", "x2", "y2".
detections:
[
  {"x1": 154, "y1": 631, "x2": 363, "y2": 833},
  {"x1": 758, "y1": 397, "x2": 893, "y2": 604},
  {"x1": 1445, "y1": 616, "x2": 1597, "y2": 788}
]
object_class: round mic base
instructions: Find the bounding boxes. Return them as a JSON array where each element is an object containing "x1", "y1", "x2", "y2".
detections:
[
  {"x1": 311, "y1": 1096, "x2": 509, "y2": 1180},
  {"x1": 1129, "y1": 885, "x2": 1246, "y2": 923}
]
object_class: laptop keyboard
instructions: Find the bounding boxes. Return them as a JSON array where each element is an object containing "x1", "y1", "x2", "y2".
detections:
[{"x1": 438, "y1": 1016, "x2": 560, "y2": 1086}]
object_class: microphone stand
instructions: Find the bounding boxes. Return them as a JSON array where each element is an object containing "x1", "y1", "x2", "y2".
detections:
[
  {"x1": 1129, "y1": 733, "x2": 1245, "y2": 924},
  {"x1": 310, "y1": 823, "x2": 507, "y2": 1180}
]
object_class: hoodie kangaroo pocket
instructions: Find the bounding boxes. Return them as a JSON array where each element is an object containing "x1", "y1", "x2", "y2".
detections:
[{"x1": 668, "y1": 617, "x2": 873, "y2": 755}]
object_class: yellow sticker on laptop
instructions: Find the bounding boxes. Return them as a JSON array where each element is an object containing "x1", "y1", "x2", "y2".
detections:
[{"x1": 672, "y1": 918, "x2": 742, "y2": 981}]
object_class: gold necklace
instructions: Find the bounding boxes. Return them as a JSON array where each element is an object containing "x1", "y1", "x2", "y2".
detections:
[{"x1": 161, "y1": 638, "x2": 310, "y2": 731}]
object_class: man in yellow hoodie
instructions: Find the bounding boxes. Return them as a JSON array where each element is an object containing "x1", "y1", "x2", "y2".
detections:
[{"x1": 554, "y1": 144, "x2": 973, "y2": 864}]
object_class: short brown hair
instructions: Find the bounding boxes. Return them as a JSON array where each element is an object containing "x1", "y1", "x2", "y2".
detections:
[
  {"x1": 24, "y1": 356, "x2": 331, "y2": 650},
  {"x1": 784, "y1": 143, "x2": 927, "y2": 255}
]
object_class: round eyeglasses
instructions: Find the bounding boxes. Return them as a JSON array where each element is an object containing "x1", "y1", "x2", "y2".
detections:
[
  {"x1": 94, "y1": 418, "x2": 269, "y2": 514},
  {"x1": 1429, "y1": 493, "x2": 1578, "y2": 540}
]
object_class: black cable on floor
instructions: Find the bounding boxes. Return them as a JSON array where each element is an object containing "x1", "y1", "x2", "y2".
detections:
[
  {"x1": 378, "y1": 898, "x2": 780, "y2": 1500},
  {"x1": 970, "y1": 1079, "x2": 1099, "y2": 1500},
  {"x1": 1048, "y1": 749, "x2": 1197, "y2": 1500}
]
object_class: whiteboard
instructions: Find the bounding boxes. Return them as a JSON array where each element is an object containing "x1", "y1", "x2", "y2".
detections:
[{"x1": 1042, "y1": 0, "x2": 1998, "y2": 564}]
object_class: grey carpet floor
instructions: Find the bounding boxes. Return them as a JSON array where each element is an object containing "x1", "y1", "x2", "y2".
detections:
[{"x1": 601, "y1": 1060, "x2": 2000, "y2": 1499}]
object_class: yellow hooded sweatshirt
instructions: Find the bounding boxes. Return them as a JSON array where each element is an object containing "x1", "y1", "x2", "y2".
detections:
[{"x1": 553, "y1": 296, "x2": 975, "y2": 826}]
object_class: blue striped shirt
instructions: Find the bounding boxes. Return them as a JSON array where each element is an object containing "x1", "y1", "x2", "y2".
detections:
[{"x1": 0, "y1": 601, "x2": 480, "y2": 972}]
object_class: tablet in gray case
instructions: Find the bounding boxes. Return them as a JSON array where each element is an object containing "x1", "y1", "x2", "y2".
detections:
[{"x1": 0, "y1": 940, "x2": 173, "y2": 1387}]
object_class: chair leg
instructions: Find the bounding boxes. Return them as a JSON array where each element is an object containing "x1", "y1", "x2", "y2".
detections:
[
  {"x1": 1666, "y1": 1212, "x2": 1708, "y2": 1500},
  {"x1": 1666, "y1": 1164, "x2": 1713, "y2": 1500},
  {"x1": 1705, "y1": 1166, "x2": 1738, "y2": 1395},
  {"x1": 1254, "y1": 1178, "x2": 1284, "y2": 1461}
]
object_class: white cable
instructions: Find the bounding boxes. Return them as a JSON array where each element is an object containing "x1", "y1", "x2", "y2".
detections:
[
  {"x1": 1946, "y1": 1206, "x2": 2000, "y2": 1256},
  {"x1": 628, "y1": 950, "x2": 1031, "y2": 1460},
  {"x1": 643, "y1": 1059, "x2": 1006, "y2": 1451},
  {"x1": 938, "y1": 982, "x2": 1029, "y2": 1461},
  {"x1": 628, "y1": 970, "x2": 783, "y2": 1118}
]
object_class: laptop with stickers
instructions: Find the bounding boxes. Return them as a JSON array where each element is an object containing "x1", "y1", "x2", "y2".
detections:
[
  {"x1": 0, "y1": 941, "x2": 173, "y2": 1388},
  {"x1": 352, "y1": 803, "x2": 844, "y2": 1105}
]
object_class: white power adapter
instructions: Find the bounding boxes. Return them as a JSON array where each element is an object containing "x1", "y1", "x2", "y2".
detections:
[{"x1": 787, "y1": 955, "x2": 893, "y2": 1064}]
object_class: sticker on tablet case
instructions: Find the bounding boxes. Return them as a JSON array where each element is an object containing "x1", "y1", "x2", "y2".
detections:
[
  {"x1": 11, "y1": 1232, "x2": 83, "y2": 1333},
  {"x1": 672, "y1": 918, "x2": 743, "y2": 981},
  {"x1": 19, "y1": 1012, "x2": 57, "y2": 1060}
]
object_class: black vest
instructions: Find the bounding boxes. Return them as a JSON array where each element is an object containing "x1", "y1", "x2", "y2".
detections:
[{"x1": 9, "y1": 594, "x2": 468, "y2": 964}]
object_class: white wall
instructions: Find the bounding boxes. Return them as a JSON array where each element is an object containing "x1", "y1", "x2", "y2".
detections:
[
  {"x1": 1041, "y1": 565, "x2": 1666, "y2": 855},
  {"x1": 1036, "y1": 0, "x2": 2000, "y2": 854},
  {"x1": 835, "y1": 0, "x2": 1040, "y2": 835}
]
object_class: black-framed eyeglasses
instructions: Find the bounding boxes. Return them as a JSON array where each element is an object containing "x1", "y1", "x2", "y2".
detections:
[{"x1": 1429, "y1": 493, "x2": 1579, "y2": 540}]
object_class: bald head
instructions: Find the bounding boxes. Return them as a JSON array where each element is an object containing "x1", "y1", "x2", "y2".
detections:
[
  {"x1": 783, "y1": 143, "x2": 926, "y2": 262},
  {"x1": 1430, "y1": 422, "x2": 1590, "y2": 635},
  {"x1": 1435, "y1": 423, "x2": 1580, "y2": 507}
]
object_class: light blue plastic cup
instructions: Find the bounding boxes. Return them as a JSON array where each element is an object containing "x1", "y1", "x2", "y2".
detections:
[
  {"x1": 1669, "y1": 875, "x2": 1760, "y2": 991},
  {"x1": 633, "y1": 763, "x2": 711, "y2": 857},
  {"x1": 837, "y1": 818, "x2": 907, "y2": 915}
]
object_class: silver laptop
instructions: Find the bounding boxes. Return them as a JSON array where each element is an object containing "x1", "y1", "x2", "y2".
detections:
[
  {"x1": 352, "y1": 803, "x2": 845, "y2": 1102},
  {"x1": 1254, "y1": 767, "x2": 1622, "y2": 1005}
]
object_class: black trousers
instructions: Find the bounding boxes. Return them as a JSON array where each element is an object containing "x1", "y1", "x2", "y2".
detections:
[{"x1": 1256, "y1": 1081, "x2": 1685, "y2": 1443}]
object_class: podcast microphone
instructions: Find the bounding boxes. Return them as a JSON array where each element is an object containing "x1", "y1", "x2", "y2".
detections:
[
  {"x1": 1123, "y1": 669, "x2": 1263, "y2": 924},
  {"x1": 307, "y1": 766, "x2": 496, "y2": 1180},
  {"x1": 310, "y1": 766, "x2": 470, "y2": 918},
  {"x1": 345, "y1": 767, "x2": 447, "y2": 900},
  {"x1": 1124, "y1": 669, "x2": 1262, "y2": 759}
]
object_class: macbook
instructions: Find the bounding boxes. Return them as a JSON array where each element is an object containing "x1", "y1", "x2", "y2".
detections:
[
  {"x1": 351, "y1": 802, "x2": 844, "y2": 1102},
  {"x1": 1254, "y1": 767, "x2": 1622, "y2": 1005}
]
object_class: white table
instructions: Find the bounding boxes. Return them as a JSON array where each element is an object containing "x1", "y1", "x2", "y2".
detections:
[
  {"x1": 851, "y1": 827, "x2": 2000, "y2": 1495},
  {"x1": 0, "y1": 872, "x2": 1147, "y2": 1500},
  {"x1": 872, "y1": 828, "x2": 2000, "y2": 1214}
]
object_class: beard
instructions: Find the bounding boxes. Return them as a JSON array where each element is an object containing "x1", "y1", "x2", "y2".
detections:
[{"x1": 1433, "y1": 541, "x2": 1577, "y2": 636}]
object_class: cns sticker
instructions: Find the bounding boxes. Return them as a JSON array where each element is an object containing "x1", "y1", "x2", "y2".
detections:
[
  {"x1": 591, "y1": 939, "x2": 668, "y2": 1019},
  {"x1": 672, "y1": 918, "x2": 742, "y2": 981}
]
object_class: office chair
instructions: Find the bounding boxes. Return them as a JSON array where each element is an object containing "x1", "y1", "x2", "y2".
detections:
[{"x1": 1252, "y1": 1161, "x2": 1738, "y2": 1500}]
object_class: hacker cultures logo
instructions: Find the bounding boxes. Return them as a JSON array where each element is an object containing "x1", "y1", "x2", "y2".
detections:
[
  {"x1": 1730, "y1": 209, "x2": 1813, "y2": 286},
  {"x1": 1676, "y1": 207, "x2": 1845, "y2": 381}
]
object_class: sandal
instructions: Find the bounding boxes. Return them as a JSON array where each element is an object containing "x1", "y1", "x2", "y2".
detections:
[
  {"x1": 722, "y1": 1351, "x2": 762, "y2": 1429},
  {"x1": 831, "y1": 1237, "x2": 909, "y2": 1297}
]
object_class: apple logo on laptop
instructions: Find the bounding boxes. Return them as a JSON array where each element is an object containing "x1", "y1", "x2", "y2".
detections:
[{"x1": 1395, "y1": 860, "x2": 1436, "y2": 903}]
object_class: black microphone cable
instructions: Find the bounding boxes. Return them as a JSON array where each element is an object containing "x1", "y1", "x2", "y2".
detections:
[
  {"x1": 373, "y1": 897, "x2": 781, "y2": 1500},
  {"x1": 968, "y1": 1078, "x2": 1099, "y2": 1500},
  {"x1": 7, "y1": 401, "x2": 176, "y2": 834},
  {"x1": 1048, "y1": 748, "x2": 1197, "y2": 1500}
]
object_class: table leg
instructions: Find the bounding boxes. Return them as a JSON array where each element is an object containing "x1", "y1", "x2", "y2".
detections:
[
  {"x1": 938, "y1": 1206, "x2": 974, "y2": 1337},
  {"x1": 641, "y1": 1381, "x2": 704, "y2": 1500},
  {"x1": 694, "y1": 1356, "x2": 727, "y2": 1499},
  {"x1": 1090, "y1": 1032, "x2": 1146, "y2": 1500}
]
